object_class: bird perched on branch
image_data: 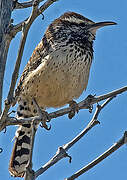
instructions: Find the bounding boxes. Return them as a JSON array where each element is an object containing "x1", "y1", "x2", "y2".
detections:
[{"x1": 9, "y1": 12, "x2": 116, "y2": 177}]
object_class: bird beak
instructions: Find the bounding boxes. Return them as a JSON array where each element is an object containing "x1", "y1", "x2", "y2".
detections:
[{"x1": 88, "y1": 21, "x2": 117, "y2": 34}]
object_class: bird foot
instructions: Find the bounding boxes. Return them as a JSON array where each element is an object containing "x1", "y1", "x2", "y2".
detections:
[
  {"x1": 68, "y1": 100, "x2": 79, "y2": 119},
  {"x1": 40, "y1": 110, "x2": 51, "y2": 130},
  {"x1": 32, "y1": 98, "x2": 51, "y2": 130},
  {"x1": 85, "y1": 94, "x2": 95, "y2": 113},
  {"x1": 4, "y1": 96, "x2": 16, "y2": 106}
]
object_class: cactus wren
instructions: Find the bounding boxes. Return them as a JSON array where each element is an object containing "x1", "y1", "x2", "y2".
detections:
[{"x1": 9, "y1": 12, "x2": 116, "y2": 177}]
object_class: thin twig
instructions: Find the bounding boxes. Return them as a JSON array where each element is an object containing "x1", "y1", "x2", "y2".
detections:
[
  {"x1": 10, "y1": 0, "x2": 58, "y2": 38},
  {"x1": 79, "y1": 86, "x2": 127, "y2": 109},
  {"x1": 14, "y1": 0, "x2": 43, "y2": 9},
  {"x1": 65, "y1": 131, "x2": 127, "y2": 180},
  {"x1": 35, "y1": 146, "x2": 72, "y2": 179},
  {"x1": 0, "y1": 1, "x2": 38, "y2": 132},
  {"x1": 63, "y1": 96, "x2": 116, "y2": 151},
  {"x1": 34, "y1": 97, "x2": 114, "y2": 178},
  {"x1": 38, "y1": 0, "x2": 58, "y2": 13},
  {"x1": 3, "y1": 86, "x2": 126, "y2": 131},
  {"x1": 0, "y1": 0, "x2": 58, "y2": 131}
]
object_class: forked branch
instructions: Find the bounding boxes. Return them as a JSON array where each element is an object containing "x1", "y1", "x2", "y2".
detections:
[
  {"x1": 2, "y1": 86, "x2": 127, "y2": 131},
  {"x1": 65, "y1": 131, "x2": 127, "y2": 180},
  {"x1": 0, "y1": 0, "x2": 58, "y2": 132},
  {"x1": 0, "y1": 1, "x2": 126, "y2": 179},
  {"x1": 14, "y1": 0, "x2": 43, "y2": 9},
  {"x1": 34, "y1": 96, "x2": 116, "y2": 178}
]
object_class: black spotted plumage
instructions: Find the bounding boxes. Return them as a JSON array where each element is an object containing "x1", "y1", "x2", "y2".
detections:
[{"x1": 9, "y1": 11, "x2": 116, "y2": 177}]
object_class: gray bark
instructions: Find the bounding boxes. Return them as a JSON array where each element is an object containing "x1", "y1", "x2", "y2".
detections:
[{"x1": 0, "y1": 0, "x2": 13, "y2": 114}]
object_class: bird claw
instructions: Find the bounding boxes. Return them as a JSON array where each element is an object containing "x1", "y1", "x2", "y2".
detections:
[
  {"x1": 86, "y1": 94, "x2": 96, "y2": 101},
  {"x1": 68, "y1": 100, "x2": 79, "y2": 119},
  {"x1": 88, "y1": 104, "x2": 93, "y2": 113},
  {"x1": 86, "y1": 94, "x2": 96, "y2": 113},
  {"x1": 40, "y1": 111, "x2": 51, "y2": 130},
  {"x1": 4, "y1": 96, "x2": 16, "y2": 106},
  {"x1": 32, "y1": 98, "x2": 51, "y2": 130},
  {"x1": 40, "y1": 122, "x2": 51, "y2": 130}
]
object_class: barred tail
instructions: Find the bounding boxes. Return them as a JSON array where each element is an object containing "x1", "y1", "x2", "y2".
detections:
[
  {"x1": 9, "y1": 124, "x2": 32, "y2": 177},
  {"x1": 9, "y1": 98, "x2": 37, "y2": 177}
]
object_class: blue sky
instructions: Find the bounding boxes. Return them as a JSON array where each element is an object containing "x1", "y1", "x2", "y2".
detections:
[{"x1": 0, "y1": 0, "x2": 127, "y2": 179}]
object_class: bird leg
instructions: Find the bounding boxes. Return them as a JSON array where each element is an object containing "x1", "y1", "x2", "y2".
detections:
[
  {"x1": 32, "y1": 98, "x2": 51, "y2": 130},
  {"x1": 4, "y1": 96, "x2": 17, "y2": 106},
  {"x1": 85, "y1": 94, "x2": 95, "y2": 113},
  {"x1": 68, "y1": 100, "x2": 79, "y2": 119},
  {"x1": 40, "y1": 110, "x2": 51, "y2": 130}
]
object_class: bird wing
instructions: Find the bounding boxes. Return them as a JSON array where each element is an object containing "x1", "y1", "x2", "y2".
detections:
[{"x1": 15, "y1": 34, "x2": 53, "y2": 97}]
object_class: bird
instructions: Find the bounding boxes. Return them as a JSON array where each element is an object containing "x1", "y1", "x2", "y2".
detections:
[{"x1": 9, "y1": 12, "x2": 116, "y2": 177}]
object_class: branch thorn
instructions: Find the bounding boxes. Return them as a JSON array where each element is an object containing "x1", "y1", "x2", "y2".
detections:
[
  {"x1": 41, "y1": 13, "x2": 45, "y2": 20},
  {"x1": 58, "y1": 147, "x2": 72, "y2": 163}
]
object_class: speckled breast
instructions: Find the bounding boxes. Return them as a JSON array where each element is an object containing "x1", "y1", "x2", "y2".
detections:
[{"x1": 20, "y1": 46, "x2": 92, "y2": 108}]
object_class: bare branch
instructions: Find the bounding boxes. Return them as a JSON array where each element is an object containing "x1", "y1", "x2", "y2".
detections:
[
  {"x1": 79, "y1": 86, "x2": 127, "y2": 110},
  {"x1": 38, "y1": 0, "x2": 58, "y2": 13},
  {"x1": 0, "y1": 0, "x2": 13, "y2": 114},
  {"x1": 65, "y1": 131, "x2": 127, "y2": 180},
  {"x1": 1, "y1": 86, "x2": 126, "y2": 132},
  {"x1": 35, "y1": 146, "x2": 72, "y2": 179},
  {"x1": 48, "y1": 86, "x2": 127, "y2": 120},
  {"x1": 34, "y1": 97, "x2": 115, "y2": 178},
  {"x1": 1, "y1": 1, "x2": 125, "y2": 179},
  {"x1": 63, "y1": 96, "x2": 116, "y2": 151},
  {"x1": 0, "y1": 2, "x2": 39, "y2": 131},
  {"x1": 14, "y1": 0, "x2": 44, "y2": 9},
  {"x1": 0, "y1": 0, "x2": 58, "y2": 131},
  {"x1": 10, "y1": 0, "x2": 58, "y2": 38}
]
